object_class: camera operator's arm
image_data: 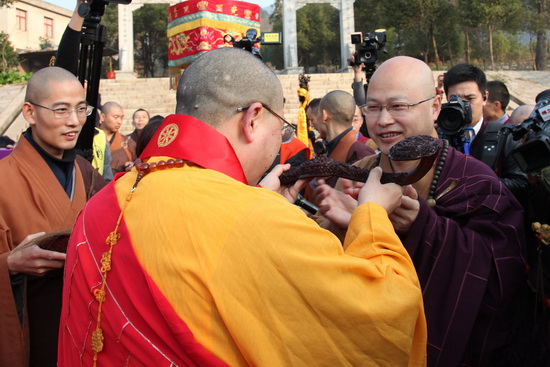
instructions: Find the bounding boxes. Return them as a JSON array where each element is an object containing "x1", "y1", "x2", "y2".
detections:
[
  {"x1": 350, "y1": 55, "x2": 366, "y2": 106},
  {"x1": 55, "y1": 0, "x2": 89, "y2": 74}
]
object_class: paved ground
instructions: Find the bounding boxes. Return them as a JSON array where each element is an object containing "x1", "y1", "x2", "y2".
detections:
[{"x1": 485, "y1": 70, "x2": 550, "y2": 106}]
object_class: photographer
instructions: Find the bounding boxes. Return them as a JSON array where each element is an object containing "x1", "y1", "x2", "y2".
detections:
[
  {"x1": 443, "y1": 64, "x2": 528, "y2": 201},
  {"x1": 350, "y1": 54, "x2": 367, "y2": 106},
  {"x1": 349, "y1": 30, "x2": 387, "y2": 107},
  {"x1": 505, "y1": 96, "x2": 550, "y2": 364}
]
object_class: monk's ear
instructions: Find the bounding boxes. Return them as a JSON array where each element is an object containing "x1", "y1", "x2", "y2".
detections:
[
  {"x1": 322, "y1": 109, "x2": 329, "y2": 124},
  {"x1": 239, "y1": 102, "x2": 263, "y2": 143},
  {"x1": 431, "y1": 95, "x2": 442, "y2": 121},
  {"x1": 22, "y1": 102, "x2": 37, "y2": 127}
]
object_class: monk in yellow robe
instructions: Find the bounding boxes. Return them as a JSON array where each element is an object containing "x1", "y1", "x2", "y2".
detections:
[
  {"x1": 59, "y1": 48, "x2": 427, "y2": 367},
  {"x1": 0, "y1": 67, "x2": 105, "y2": 367}
]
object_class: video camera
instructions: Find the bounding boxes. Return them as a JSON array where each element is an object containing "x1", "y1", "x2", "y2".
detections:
[
  {"x1": 224, "y1": 29, "x2": 262, "y2": 60},
  {"x1": 350, "y1": 30, "x2": 386, "y2": 67},
  {"x1": 503, "y1": 89, "x2": 550, "y2": 172}
]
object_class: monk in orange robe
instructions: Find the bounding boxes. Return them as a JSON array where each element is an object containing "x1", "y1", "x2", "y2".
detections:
[
  {"x1": 100, "y1": 101, "x2": 134, "y2": 175},
  {"x1": 0, "y1": 67, "x2": 105, "y2": 367}
]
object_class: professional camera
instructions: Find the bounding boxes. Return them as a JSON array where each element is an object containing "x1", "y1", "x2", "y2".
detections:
[
  {"x1": 349, "y1": 29, "x2": 387, "y2": 67},
  {"x1": 504, "y1": 89, "x2": 550, "y2": 172},
  {"x1": 224, "y1": 29, "x2": 262, "y2": 60},
  {"x1": 436, "y1": 96, "x2": 472, "y2": 137}
]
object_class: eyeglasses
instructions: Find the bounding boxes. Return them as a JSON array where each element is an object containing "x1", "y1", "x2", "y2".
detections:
[
  {"x1": 361, "y1": 96, "x2": 435, "y2": 117},
  {"x1": 29, "y1": 102, "x2": 94, "y2": 119},
  {"x1": 237, "y1": 103, "x2": 296, "y2": 132}
]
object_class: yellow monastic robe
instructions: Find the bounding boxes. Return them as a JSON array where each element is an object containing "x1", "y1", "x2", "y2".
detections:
[{"x1": 115, "y1": 160, "x2": 427, "y2": 366}]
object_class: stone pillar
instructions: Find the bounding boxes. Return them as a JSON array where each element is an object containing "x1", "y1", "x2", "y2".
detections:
[
  {"x1": 283, "y1": 0, "x2": 354, "y2": 73},
  {"x1": 282, "y1": 0, "x2": 303, "y2": 74},
  {"x1": 340, "y1": 0, "x2": 355, "y2": 70},
  {"x1": 116, "y1": 3, "x2": 142, "y2": 79}
]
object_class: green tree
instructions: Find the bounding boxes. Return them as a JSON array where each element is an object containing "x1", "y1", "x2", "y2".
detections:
[
  {"x1": 39, "y1": 36, "x2": 54, "y2": 50},
  {"x1": 0, "y1": 0, "x2": 14, "y2": 7},
  {"x1": 523, "y1": 0, "x2": 549, "y2": 70},
  {"x1": 0, "y1": 32, "x2": 19, "y2": 73},
  {"x1": 100, "y1": 3, "x2": 120, "y2": 75},
  {"x1": 262, "y1": 10, "x2": 284, "y2": 70},
  {"x1": 296, "y1": 4, "x2": 340, "y2": 71},
  {"x1": 462, "y1": 0, "x2": 522, "y2": 70},
  {"x1": 133, "y1": 4, "x2": 169, "y2": 77},
  {"x1": 102, "y1": 3, "x2": 119, "y2": 51}
]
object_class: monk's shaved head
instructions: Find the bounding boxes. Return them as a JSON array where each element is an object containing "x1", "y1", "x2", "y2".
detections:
[
  {"x1": 101, "y1": 101, "x2": 123, "y2": 115},
  {"x1": 369, "y1": 56, "x2": 435, "y2": 101},
  {"x1": 320, "y1": 90, "x2": 356, "y2": 127},
  {"x1": 366, "y1": 56, "x2": 440, "y2": 155},
  {"x1": 25, "y1": 67, "x2": 81, "y2": 103},
  {"x1": 176, "y1": 48, "x2": 283, "y2": 127}
]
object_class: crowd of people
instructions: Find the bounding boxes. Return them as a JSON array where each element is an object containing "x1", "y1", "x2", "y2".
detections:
[{"x1": 1, "y1": 2, "x2": 550, "y2": 366}]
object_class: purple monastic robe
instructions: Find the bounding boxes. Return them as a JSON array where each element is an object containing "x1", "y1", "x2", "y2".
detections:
[
  {"x1": 354, "y1": 142, "x2": 526, "y2": 366},
  {"x1": 405, "y1": 146, "x2": 526, "y2": 366}
]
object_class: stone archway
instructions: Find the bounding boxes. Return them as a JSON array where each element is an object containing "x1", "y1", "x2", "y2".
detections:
[
  {"x1": 116, "y1": 0, "x2": 176, "y2": 79},
  {"x1": 282, "y1": 0, "x2": 355, "y2": 73},
  {"x1": 116, "y1": 0, "x2": 355, "y2": 77}
]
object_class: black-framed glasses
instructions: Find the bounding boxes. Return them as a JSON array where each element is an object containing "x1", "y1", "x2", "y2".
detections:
[
  {"x1": 361, "y1": 96, "x2": 435, "y2": 117},
  {"x1": 29, "y1": 101, "x2": 94, "y2": 119},
  {"x1": 237, "y1": 103, "x2": 296, "y2": 132}
]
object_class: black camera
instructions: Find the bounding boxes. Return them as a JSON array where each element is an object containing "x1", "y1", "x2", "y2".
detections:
[
  {"x1": 349, "y1": 30, "x2": 387, "y2": 67},
  {"x1": 224, "y1": 29, "x2": 262, "y2": 60},
  {"x1": 505, "y1": 89, "x2": 550, "y2": 172},
  {"x1": 436, "y1": 96, "x2": 472, "y2": 137}
]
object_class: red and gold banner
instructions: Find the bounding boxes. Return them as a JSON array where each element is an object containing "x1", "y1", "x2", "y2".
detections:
[{"x1": 167, "y1": 0, "x2": 260, "y2": 86}]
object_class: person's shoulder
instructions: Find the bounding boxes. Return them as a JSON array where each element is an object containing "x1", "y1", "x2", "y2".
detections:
[
  {"x1": 447, "y1": 146, "x2": 499, "y2": 177},
  {"x1": 439, "y1": 147, "x2": 506, "y2": 194},
  {"x1": 352, "y1": 140, "x2": 376, "y2": 156},
  {"x1": 75, "y1": 155, "x2": 108, "y2": 197}
]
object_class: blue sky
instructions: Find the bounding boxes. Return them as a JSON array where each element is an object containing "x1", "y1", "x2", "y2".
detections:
[{"x1": 47, "y1": 0, "x2": 275, "y2": 12}]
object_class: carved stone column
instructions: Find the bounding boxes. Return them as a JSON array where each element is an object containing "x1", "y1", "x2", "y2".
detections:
[
  {"x1": 116, "y1": 3, "x2": 142, "y2": 79},
  {"x1": 283, "y1": 0, "x2": 354, "y2": 73},
  {"x1": 339, "y1": 0, "x2": 355, "y2": 70},
  {"x1": 282, "y1": 0, "x2": 303, "y2": 74}
]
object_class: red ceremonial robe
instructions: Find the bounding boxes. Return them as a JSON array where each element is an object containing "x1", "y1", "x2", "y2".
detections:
[{"x1": 59, "y1": 115, "x2": 245, "y2": 366}]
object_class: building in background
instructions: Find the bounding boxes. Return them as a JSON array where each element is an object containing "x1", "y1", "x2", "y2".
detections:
[{"x1": 0, "y1": 0, "x2": 71, "y2": 52}]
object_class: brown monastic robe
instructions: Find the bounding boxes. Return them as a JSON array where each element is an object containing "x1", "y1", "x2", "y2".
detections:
[
  {"x1": 109, "y1": 131, "x2": 134, "y2": 175},
  {"x1": 0, "y1": 137, "x2": 88, "y2": 367}
]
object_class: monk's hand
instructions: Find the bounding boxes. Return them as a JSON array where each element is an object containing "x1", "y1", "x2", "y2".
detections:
[
  {"x1": 340, "y1": 178, "x2": 365, "y2": 201},
  {"x1": 260, "y1": 164, "x2": 308, "y2": 203},
  {"x1": 7, "y1": 232, "x2": 66, "y2": 277},
  {"x1": 314, "y1": 179, "x2": 356, "y2": 229},
  {"x1": 125, "y1": 161, "x2": 135, "y2": 171},
  {"x1": 358, "y1": 167, "x2": 404, "y2": 214},
  {"x1": 389, "y1": 185, "x2": 420, "y2": 234}
]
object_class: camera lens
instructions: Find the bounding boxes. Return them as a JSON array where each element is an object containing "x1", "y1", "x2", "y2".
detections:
[{"x1": 438, "y1": 108, "x2": 464, "y2": 136}]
